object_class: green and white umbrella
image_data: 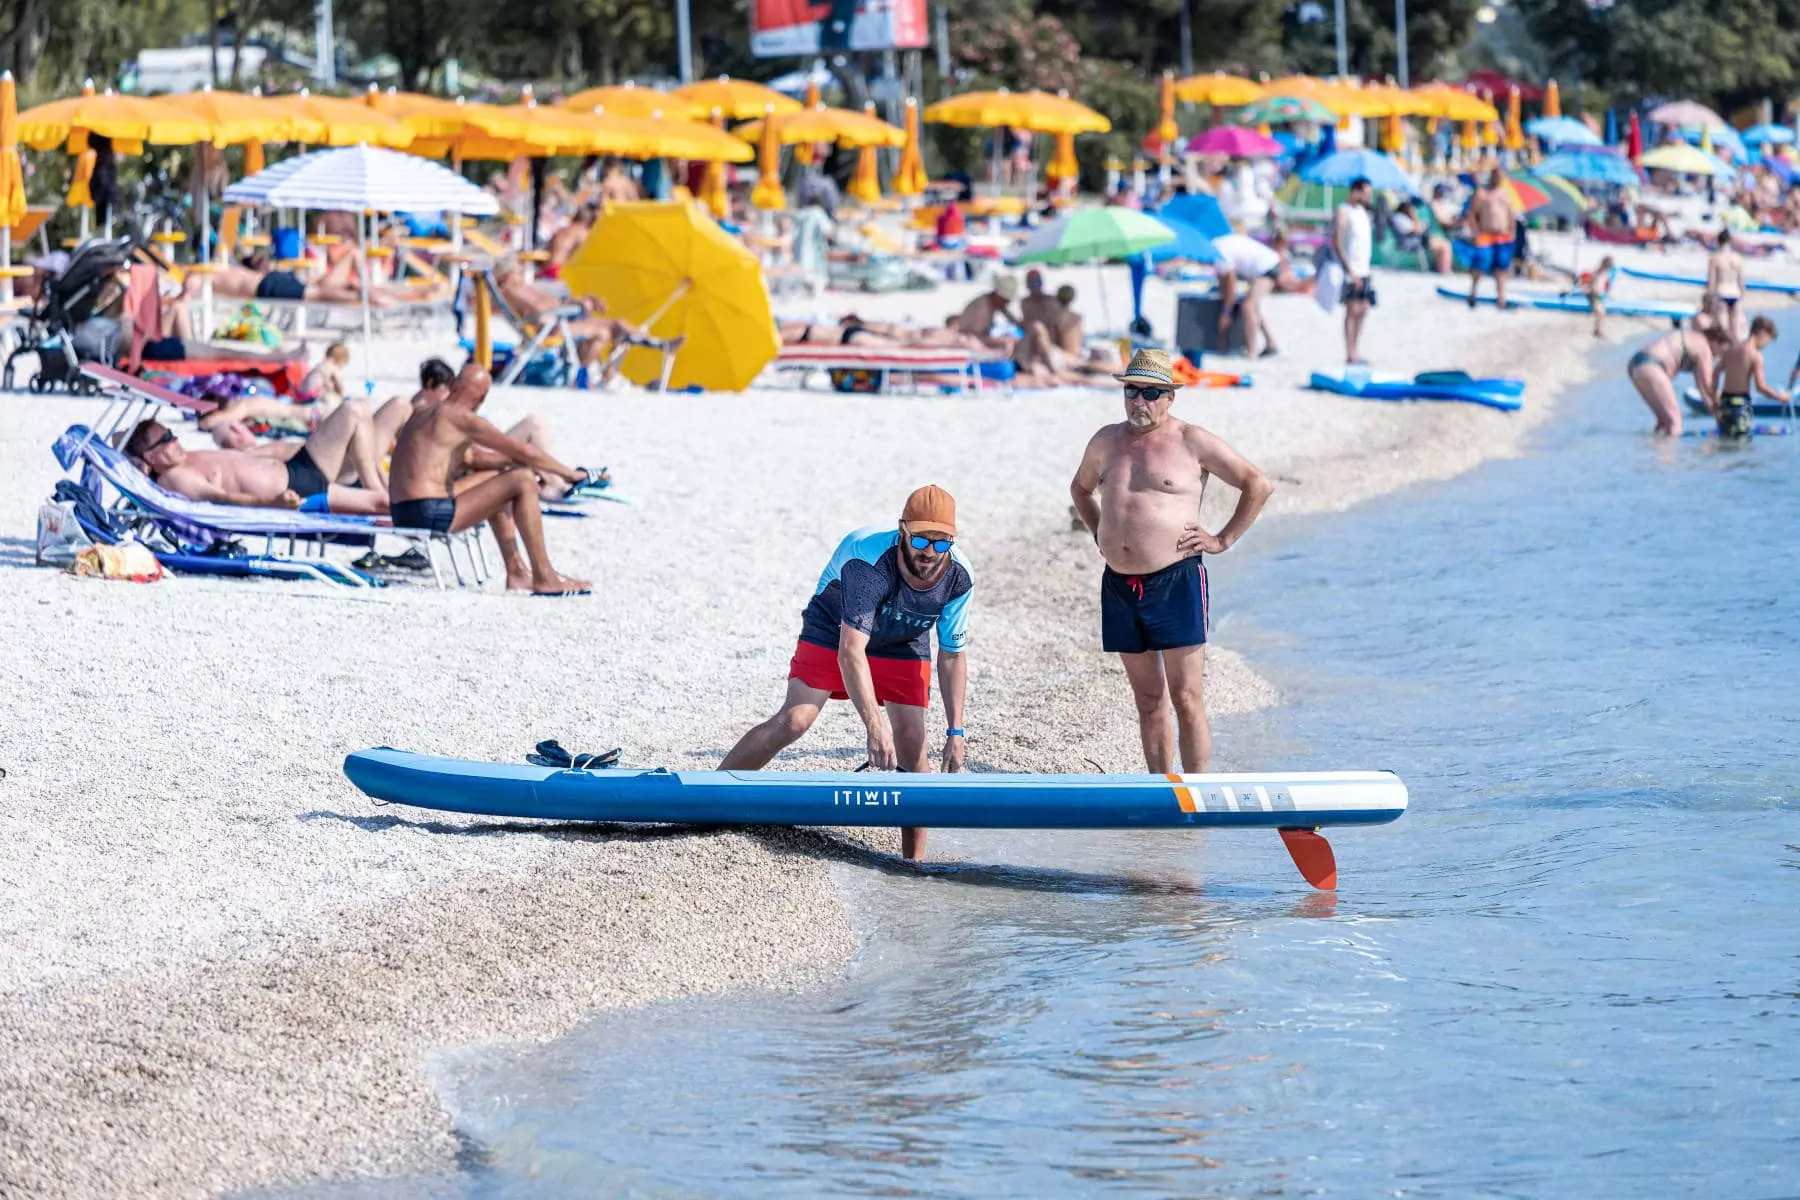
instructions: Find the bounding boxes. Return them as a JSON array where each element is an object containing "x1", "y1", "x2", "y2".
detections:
[
  {"x1": 1235, "y1": 95, "x2": 1334, "y2": 126},
  {"x1": 1014, "y1": 208, "x2": 1176, "y2": 266}
]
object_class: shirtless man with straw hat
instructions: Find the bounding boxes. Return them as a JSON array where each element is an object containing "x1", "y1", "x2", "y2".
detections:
[{"x1": 1070, "y1": 348, "x2": 1272, "y2": 773}]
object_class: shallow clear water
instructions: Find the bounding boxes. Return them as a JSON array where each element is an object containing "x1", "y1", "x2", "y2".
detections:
[{"x1": 288, "y1": 353, "x2": 1800, "y2": 1199}]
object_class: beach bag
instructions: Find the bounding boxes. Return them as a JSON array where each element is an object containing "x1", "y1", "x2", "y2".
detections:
[
  {"x1": 68, "y1": 540, "x2": 163, "y2": 583},
  {"x1": 35, "y1": 501, "x2": 93, "y2": 566},
  {"x1": 1313, "y1": 257, "x2": 1343, "y2": 314},
  {"x1": 220, "y1": 303, "x2": 283, "y2": 347}
]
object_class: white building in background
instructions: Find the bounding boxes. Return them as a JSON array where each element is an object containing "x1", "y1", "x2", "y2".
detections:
[{"x1": 122, "y1": 46, "x2": 268, "y2": 94}]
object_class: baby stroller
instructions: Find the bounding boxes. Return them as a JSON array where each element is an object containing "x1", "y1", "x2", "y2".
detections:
[{"x1": 3, "y1": 236, "x2": 135, "y2": 395}]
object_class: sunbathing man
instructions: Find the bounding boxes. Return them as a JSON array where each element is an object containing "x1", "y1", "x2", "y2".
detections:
[
  {"x1": 210, "y1": 251, "x2": 437, "y2": 307},
  {"x1": 951, "y1": 274, "x2": 1022, "y2": 350},
  {"x1": 493, "y1": 255, "x2": 683, "y2": 388},
  {"x1": 387, "y1": 365, "x2": 592, "y2": 596},
  {"x1": 123, "y1": 397, "x2": 391, "y2": 515},
  {"x1": 1019, "y1": 269, "x2": 1059, "y2": 333},
  {"x1": 1069, "y1": 348, "x2": 1272, "y2": 773}
]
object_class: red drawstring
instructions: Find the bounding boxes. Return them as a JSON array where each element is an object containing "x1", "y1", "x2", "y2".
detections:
[{"x1": 1126, "y1": 575, "x2": 1143, "y2": 599}]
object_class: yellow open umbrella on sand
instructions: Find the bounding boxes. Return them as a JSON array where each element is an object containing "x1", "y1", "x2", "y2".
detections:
[
  {"x1": 165, "y1": 86, "x2": 295, "y2": 146},
  {"x1": 264, "y1": 90, "x2": 412, "y2": 148},
  {"x1": 893, "y1": 97, "x2": 928, "y2": 196},
  {"x1": 1639, "y1": 142, "x2": 1723, "y2": 175},
  {"x1": 587, "y1": 108, "x2": 754, "y2": 162},
  {"x1": 1173, "y1": 72, "x2": 1264, "y2": 107},
  {"x1": 673, "y1": 76, "x2": 802, "y2": 122},
  {"x1": 735, "y1": 105, "x2": 905, "y2": 150},
  {"x1": 562, "y1": 199, "x2": 777, "y2": 392},
  {"x1": 559, "y1": 84, "x2": 703, "y2": 120},
  {"x1": 751, "y1": 105, "x2": 785, "y2": 211},
  {"x1": 1411, "y1": 82, "x2": 1498, "y2": 123},
  {"x1": 19, "y1": 83, "x2": 211, "y2": 151}
]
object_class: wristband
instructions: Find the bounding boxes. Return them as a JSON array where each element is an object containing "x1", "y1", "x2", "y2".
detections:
[{"x1": 945, "y1": 728, "x2": 965, "y2": 738}]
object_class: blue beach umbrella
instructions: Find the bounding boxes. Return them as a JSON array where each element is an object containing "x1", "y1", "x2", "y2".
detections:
[
  {"x1": 1159, "y1": 191, "x2": 1231, "y2": 239},
  {"x1": 1301, "y1": 148, "x2": 1416, "y2": 193},
  {"x1": 1526, "y1": 116, "x2": 1601, "y2": 147},
  {"x1": 1742, "y1": 123, "x2": 1795, "y2": 146},
  {"x1": 1537, "y1": 149, "x2": 1641, "y2": 187},
  {"x1": 1145, "y1": 213, "x2": 1220, "y2": 264}
]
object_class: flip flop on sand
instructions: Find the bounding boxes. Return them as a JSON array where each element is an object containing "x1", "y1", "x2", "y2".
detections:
[{"x1": 526, "y1": 740, "x2": 621, "y2": 770}]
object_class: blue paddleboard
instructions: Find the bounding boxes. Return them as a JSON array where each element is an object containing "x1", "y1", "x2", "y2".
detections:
[
  {"x1": 1435, "y1": 285, "x2": 1689, "y2": 321},
  {"x1": 1682, "y1": 387, "x2": 1798, "y2": 418},
  {"x1": 1620, "y1": 266, "x2": 1800, "y2": 296},
  {"x1": 343, "y1": 749, "x2": 1407, "y2": 832}
]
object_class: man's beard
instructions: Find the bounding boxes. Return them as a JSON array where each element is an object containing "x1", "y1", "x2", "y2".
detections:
[{"x1": 1128, "y1": 408, "x2": 1155, "y2": 428}]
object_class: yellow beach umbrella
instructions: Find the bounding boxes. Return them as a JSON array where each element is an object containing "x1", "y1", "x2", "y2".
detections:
[
  {"x1": 562, "y1": 199, "x2": 778, "y2": 392},
  {"x1": 698, "y1": 108, "x2": 729, "y2": 220},
  {"x1": 1544, "y1": 79, "x2": 1561, "y2": 120},
  {"x1": 19, "y1": 84, "x2": 211, "y2": 151},
  {"x1": 1410, "y1": 83, "x2": 1499, "y2": 123},
  {"x1": 165, "y1": 86, "x2": 293, "y2": 146},
  {"x1": 1640, "y1": 143, "x2": 1722, "y2": 175},
  {"x1": 925, "y1": 89, "x2": 1110, "y2": 135},
  {"x1": 264, "y1": 90, "x2": 412, "y2": 147},
  {"x1": 590, "y1": 108, "x2": 754, "y2": 162},
  {"x1": 243, "y1": 141, "x2": 265, "y2": 175},
  {"x1": 559, "y1": 84, "x2": 703, "y2": 120},
  {"x1": 750, "y1": 105, "x2": 784, "y2": 211},
  {"x1": 673, "y1": 76, "x2": 802, "y2": 122},
  {"x1": 894, "y1": 97, "x2": 928, "y2": 196},
  {"x1": 1158, "y1": 72, "x2": 1178, "y2": 156},
  {"x1": 66, "y1": 147, "x2": 96, "y2": 207},
  {"x1": 1173, "y1": 73, "x2": 1264, "y2": 107},
  {"x1": 849, "y1": 142, "x2": 881, "y2": 204},
  {"x1": 735, "y1": 105, "x2": 905, "y2": 150},
  {"x1": 1505, "y1": 86, "x2": 1524, "y2": 150}
]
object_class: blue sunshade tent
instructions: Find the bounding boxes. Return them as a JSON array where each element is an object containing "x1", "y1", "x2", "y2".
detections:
[
  {"x1": 1301, "y1": 148, "x2": 1416, "y2": 193},
  {"x1": 1158, "y1": 191, "x2": 1231, "y2": 239},
  {"x1": 1536, "y1": 149, "x2": 1641, "y2": 187},
  {"x1": 1526, "y1": 116, "x2": 1601, "y2": 147}
]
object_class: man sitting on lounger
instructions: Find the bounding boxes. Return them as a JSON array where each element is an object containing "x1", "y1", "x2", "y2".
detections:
[
  {"x1": 387, "y1": 365, "x2": 592, "y2": 595},
  {"x1": 123, "y1": 396, "x2": 391, "y2": 515},
  {"x1": 493, "y1": 255, "x2": 683, "y2": 388}
]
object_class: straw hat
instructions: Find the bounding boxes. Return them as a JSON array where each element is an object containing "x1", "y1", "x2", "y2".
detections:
[
  {"x1": 1113, "y1": 347, "x2": 1182, "y2": 389},
  {"x1": 993, "y1": 274, "x2": 1019, "y2": 300}
]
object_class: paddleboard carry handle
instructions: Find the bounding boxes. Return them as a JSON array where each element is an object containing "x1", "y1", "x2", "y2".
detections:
[{"x1": 1279, "y1": 827, "x2": 1337, "y2": 891}]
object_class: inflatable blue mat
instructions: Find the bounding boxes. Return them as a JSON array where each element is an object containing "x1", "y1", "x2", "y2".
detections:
[
  {"x1": 1310, "y1": 370, "x2": 1525, "y2": 411},
  {"x1": 1621, "y1": 266, "x2": 1800, "y2": 296},
  {"x1": 1435, "y1": 285, "x2": 1689, "y2": 321}
]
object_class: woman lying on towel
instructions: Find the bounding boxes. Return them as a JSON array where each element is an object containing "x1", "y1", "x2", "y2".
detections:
[{"x1": 209, "y1": 251, "x2": 450, "y2": 307}]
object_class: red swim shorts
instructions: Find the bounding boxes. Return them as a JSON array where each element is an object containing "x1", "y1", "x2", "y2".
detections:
[{"x1": 788, "y1": 640, "x2": 931, "y2": 708}]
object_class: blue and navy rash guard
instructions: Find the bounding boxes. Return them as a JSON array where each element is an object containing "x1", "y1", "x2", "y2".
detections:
[{"x1": 798, "y1": 526, "x2": 973, "y2": 661}]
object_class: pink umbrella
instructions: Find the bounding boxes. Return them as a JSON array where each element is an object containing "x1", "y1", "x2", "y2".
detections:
[
  {"x1": 1186, "y1": 125, "x2": 1283, "y2": 157},
  {"x1": 1646, "y1": 100, "x2": 1725, "y2": 129}
]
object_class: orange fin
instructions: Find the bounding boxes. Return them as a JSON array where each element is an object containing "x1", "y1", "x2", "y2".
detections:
[{"x1": 1280, "y1": 828, "x2": 1338, "y2": 891}]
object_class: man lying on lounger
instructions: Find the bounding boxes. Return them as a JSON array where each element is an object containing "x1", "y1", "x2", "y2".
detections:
[
  {"x1": 387, "y1": 365, "x2": 592, "y2": 596},
  {"x1": 124, "y1": 398, "x2": 391, "y2": 515},
  {"x1": 493, "y1": 255, "x2": 684, "y2": 388}
]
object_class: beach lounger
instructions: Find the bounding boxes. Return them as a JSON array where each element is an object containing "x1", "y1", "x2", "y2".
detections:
[
  {"x1": 72, "y1": 365, "x2": 491, "y2": 590},
  {"x1": 772, "y1": 344, "x2": 982, "y2": 395},
  {"x1": 458, "y1": 269, "x2": 679, "y2": 390}
]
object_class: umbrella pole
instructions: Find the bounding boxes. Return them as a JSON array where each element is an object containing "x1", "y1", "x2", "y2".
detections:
[
  {"x1": 359, "y1": 209, "x2": 373, "y2": 397},
  {"x1": 639, "y1": 278, "x2": 693, "y2": 331},
  {"x1": 1096, "y1": 260, "x2": 1113, "y2": 335},
  {"x1": 1, "y1": 228, "x2": 10, "y2": 305}
]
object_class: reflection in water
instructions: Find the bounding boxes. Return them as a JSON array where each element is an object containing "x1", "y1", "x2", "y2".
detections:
[{"x1": 269, "y1": 358, "x2": 1800, "y2": 1199}]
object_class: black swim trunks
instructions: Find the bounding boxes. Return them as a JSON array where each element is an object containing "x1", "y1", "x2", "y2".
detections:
[
  {"x1": 390, "y1": 496, "x2": 457, "y2": 534},
  {"x1": 1717, "y1": 392, "x2": 1754, "y2": 439},
  {"x1": 284, "y1": 447, "x2": 330, "y2": 499},
  {"x1": 1101, "y1": 558, "x2": 1209, "y2": 653},
  {"x1": 256, "y1": 271, "x2": 306, "y2": 301}
]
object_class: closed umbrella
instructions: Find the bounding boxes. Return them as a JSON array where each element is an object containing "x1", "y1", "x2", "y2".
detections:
[
  {"x1": 1627, "y1": 112, "x2": 1643, "y2": 162},
  {"x1": 561, "y1": 199, "x2": 777, "y2": 393},
  {"x1": 698, "y1": 108, "x2": 729, "y2": 221},
  {"x1": 223, "y1": 145, "x2": 498, "y2": 393},
  {"x1": 894, "y1": 98, "x2": 928, "y2": 197},
  {"x1": 1505, "y1": 86, "x2": 1524, "y2": 151},
  {"x1": 796, "y1": 77, "x2": 821, "y2": 167},
  {"x1": 1158, "y1": 73, "x2": 1178, "y2": 164},
  {"x1": 0, "y1": 72, "x2": 25, "y2": 303},
  {"x1": 1544, "y1": 80, "x2": 1561, "y2": 120},
  {"x1": 847, "y1": 102, "x2": 882, "y2": 203},
  {"x1": 751, "y1": 105, "x2": 784, "y2": 211}
]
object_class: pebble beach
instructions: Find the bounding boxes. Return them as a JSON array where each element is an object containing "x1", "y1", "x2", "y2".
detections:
[{"x1": 2, "y1": 232, "x2": 1781, "y2": 1196}]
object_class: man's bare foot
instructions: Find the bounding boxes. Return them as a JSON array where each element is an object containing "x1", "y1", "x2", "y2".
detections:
[
  {"x1": 532, "y1": 573, "x2": 591, "y2": 596},
  {"x1": 505, "y1": 567, "x2": 533, "y2": 591}
]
